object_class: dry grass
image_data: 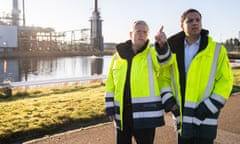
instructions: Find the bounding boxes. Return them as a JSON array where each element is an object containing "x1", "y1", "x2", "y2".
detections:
[{"x1": 233, "y1": 69, "x2": 240, "y2": 86}]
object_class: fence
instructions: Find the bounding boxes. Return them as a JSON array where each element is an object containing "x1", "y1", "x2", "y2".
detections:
[{"x1": 0, "y1": 75, "x2": 107, "y2": 97}]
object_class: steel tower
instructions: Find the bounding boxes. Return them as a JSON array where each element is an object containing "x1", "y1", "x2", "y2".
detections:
[
  {"x1": 12, "y1": 0, "x2": 20, "y2": 25},
  {"x1": 90, "y1": 0, "x2": 104, "y2": 51}
]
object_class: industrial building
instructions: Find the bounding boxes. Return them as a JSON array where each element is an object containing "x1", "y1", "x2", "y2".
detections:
[{"x1": 0, "y1": 0, "x2": 105, "y2": 54}]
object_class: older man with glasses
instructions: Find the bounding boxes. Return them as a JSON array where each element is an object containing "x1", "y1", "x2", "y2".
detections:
[{"x1": 105, "y1": 20, "x2": 172, "y2": 144}]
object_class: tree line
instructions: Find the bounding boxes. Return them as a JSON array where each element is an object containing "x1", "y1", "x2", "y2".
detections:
[{"x1": 224, "y1": 37, "x2": 240, "y2": 52}]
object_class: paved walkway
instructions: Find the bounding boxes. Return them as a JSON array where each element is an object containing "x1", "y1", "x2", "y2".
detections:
[{"x1": 24, "y1": 93, "x2": 240, "y2": 144}]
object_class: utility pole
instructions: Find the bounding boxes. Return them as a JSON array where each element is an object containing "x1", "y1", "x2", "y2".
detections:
[{"x1": 12, "y1": 0, "x2": 20, "y2": 26}]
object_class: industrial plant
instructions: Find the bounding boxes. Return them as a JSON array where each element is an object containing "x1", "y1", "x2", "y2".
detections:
[{"x1": 0, "y1": 0, "x2": 106, "y2": 55}]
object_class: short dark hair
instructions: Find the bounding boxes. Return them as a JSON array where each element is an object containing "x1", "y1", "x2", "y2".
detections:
[{"x1": 181, "y1": 8, "x2": 202, "y2": 23}]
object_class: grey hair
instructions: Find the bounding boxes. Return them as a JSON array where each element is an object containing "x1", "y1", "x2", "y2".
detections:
[{"x1": 131, "y1": 20, "x2": 149, "y2": 32}]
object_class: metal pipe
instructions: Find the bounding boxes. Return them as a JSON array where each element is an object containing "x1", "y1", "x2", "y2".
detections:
[
  {"x1": 94, "y1": 0, "x2": 98, "y2": 12},
  {"x1": 22, "y1": 0, "x2": 25, "y2": 26}
]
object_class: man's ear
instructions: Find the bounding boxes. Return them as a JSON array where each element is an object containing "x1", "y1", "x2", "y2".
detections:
[
  {"x1": 129, "y1": 31, "x2": 133, "y2": 38},
  {"x1": 180, "y1": 23, "x2": 184, "y2": 30}
]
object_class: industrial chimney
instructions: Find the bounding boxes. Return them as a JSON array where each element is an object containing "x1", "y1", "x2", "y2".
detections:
[
  {"x1": 12, "y1": 0, "x2": 20, "y2": 25},
  {"x1": 90, "y1": 0, "x2": 104, "y2": 51}
]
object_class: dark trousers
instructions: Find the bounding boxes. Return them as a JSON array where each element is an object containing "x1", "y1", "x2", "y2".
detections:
[
  {"x1": 178, "y1": 135, "x2": 214, "y2": 144},
  {"x1": 116, "y1": 127, "x2": 155, "y2": 144}
]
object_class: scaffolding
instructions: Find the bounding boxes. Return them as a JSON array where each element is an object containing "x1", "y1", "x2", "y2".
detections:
[
  {"x1": 0, "y1": 23, "x2": 91, "y2": 52},
  {"x1": 17, "y1": 26, "x2": 64, "y2": 52},
  {"x1": 0, "y1": 0, "x2": 95, "y2": 53}
]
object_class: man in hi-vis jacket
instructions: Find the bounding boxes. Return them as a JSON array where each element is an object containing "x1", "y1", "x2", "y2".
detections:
[
  {"x1": 105, "y1": 20, "x2": 172, "y2": 144},
  {"x1": 160, "y1": 9, "x2": 233, "y2": 144}
]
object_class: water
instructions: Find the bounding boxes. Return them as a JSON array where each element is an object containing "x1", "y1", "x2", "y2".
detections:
[{"x1": 0, "y1": 55, "x2": 112, "y2": 82}]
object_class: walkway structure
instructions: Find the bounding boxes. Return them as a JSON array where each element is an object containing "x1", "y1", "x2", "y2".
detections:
[
  {"x1": 0, "y1": 0, "x2": 104, "y2": 52},
  {"x1": 23, "y1": 93, "x2": 240, "y2": 144}
]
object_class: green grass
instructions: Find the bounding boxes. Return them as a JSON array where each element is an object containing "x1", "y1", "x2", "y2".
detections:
[{"x1": 0, "y1": 82, "x2": 107, "y2": 143}]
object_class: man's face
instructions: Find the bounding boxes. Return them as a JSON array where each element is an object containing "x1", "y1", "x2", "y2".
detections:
[
  {"x1": 181, "y1": 12, "x2": 202, "y2": 37},
  {"x1": 130, "y1": 24, "x2": 148, "y2": 50}
]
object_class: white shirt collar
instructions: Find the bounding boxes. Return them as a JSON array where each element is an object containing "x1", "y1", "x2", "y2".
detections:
[{"x1": 184, "y1": 36, "x2": 201, "y2": 47}]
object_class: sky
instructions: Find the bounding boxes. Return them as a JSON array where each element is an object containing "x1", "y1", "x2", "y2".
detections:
[{"x1": 0, "y1": 0, "x2": 240, "y2": 43}]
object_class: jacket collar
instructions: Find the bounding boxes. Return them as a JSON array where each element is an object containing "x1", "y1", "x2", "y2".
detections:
[
  {"x1": 116, "y1": 40, "x2": 149, "y2": 59},
  {"x1": 169, "y1": 29, "x2": 209, "y2": 52}
]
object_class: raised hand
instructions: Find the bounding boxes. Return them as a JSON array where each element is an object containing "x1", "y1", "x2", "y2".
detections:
[{"x1": 154, "y1": 26, "x2": 167, "y2": 47}]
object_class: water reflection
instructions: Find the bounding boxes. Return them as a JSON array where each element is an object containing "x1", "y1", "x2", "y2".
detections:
[
  {"x1": 91, "y1": 58, "x2": 103, "y2": 75},
  {"x1": 0, "y1": 59, "x2": 19, "y2": 82},
  {"x1": 0, "y1": 56, "x2": 111, "y2": 82}
]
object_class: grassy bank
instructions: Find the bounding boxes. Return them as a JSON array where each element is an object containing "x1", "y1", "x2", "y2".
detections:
[
  {"x1": 0, "y1": 82, "x2": 107, "y2": 143},
  {"x1": 0, "y1": 69, "x2": 239, "y2": 143}
]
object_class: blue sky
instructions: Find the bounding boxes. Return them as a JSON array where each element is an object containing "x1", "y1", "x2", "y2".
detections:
[{"x1": 0, "y1": 0, "x2": 239, "y2": 43}]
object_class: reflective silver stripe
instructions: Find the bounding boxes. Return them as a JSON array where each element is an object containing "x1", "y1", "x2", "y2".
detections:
[
  {"x1": 170, "y1": 66, "x2": 179, "y2": 105},
  {"x1": 157, "y1": 46, "x2": 171, "y2": 61},
  {"x1": 200, "y1": 118, "x2": 218, "y2": 125},
  {"x1": 204, "y1": 98, "x2": 218, "y2": 114},
  {"x1": 112, "y1": 54, "x2": 118, "y2": 69},
  {"x1": 193, "y1": 117, "x2": 218, "y2": 125},
  {"x1": 105, "y1": 92, "x2": 115, "y2": 107},
  {"x1": 176, "y1": 116, "x2": 180, "y2": 124},
  {"x1": 185, "y1": 101, "x2": 198, "y2": 108},
  {"x1": 202, "y1": 43, "x2": 221, "y2": 100},
  {"x1": 183, "y1": 116, "x2": 218, "y2": 126},
  {"x1": 147, "y1": 51, "x2": 155, "y2": 97},
  {"x1": 105, "y1": 92, "x2": 114, "y2": 98},
  {"x1": 192, "y1": 117, "x2": 202, "y2": 125},
  {"x1": 115, "y1": 114, "x2": 120, "y2": 120},
  {"x1": 106, "y1": 102, "x2": 114, "y2": 107},
  {"x1": 211, "y1": 93, "x2": 226, "y2": 105},
  {"x1": 114, "y1": 54, "x2": 118, "y2": 61},
  {"x1": 161, "y1": 87, "x2": 171, "y2": 93},
  {"x1": 133, "y1": 110, "x2": 163, "y2": 118},
  {"x1": 114, "y1": 101, "x2": 120, "y2": 107},
  {"x1": 162, "y1": 92, "x2": 172, "y2": 104},
  {"x1": 183, "y1": 116, "x2": 194, "y2": 124},
  {"x1": 132, "y1": 96, "x2": 160, "y2": 103}
]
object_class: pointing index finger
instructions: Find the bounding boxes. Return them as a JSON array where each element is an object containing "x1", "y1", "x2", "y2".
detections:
[{"x1": 159, "y1": 26, "x2": 164, "y2": 33}]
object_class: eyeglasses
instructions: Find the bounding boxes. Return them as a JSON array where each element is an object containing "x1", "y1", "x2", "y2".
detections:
[
  {"x1": 132, "y1": 20, "x2": 149, "y2": 34},
  {"x1": 133, "y1": 30, "x2": 148, "y2": 35}
]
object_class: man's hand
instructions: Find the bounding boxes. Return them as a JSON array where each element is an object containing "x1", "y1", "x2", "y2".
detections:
[
  {"x1": 171, "y1": 104, "x2": 179, "y2": 112},
  {"x1": 154, "y1": 26, "x2": 167, "y2": 47},
  {"x1": 108, "y1": 115, "x2": 115, "y2": 121},
  {"x1": 171, "y1": 104, "x2": 180, "y2": 117}
]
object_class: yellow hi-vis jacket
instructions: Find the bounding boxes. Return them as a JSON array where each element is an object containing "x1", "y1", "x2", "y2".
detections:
[
  {"x1": 105, "y1": 40, "x2": 171, "y2": 130},
  {"x1": 160, "y1": 36, "x2": 233, "y2": 139}
]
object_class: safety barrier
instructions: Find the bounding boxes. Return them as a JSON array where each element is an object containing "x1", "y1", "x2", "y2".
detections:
[{"x1": 0, "y1": 75, "x2": 106, "y2": 97}]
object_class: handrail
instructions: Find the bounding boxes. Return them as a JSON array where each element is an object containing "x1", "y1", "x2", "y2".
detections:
[
  {"x1": 2, "y1": 75, "x2": 106, "y2": 88},
  {"x1": 0, "y1": 75, "x2": 106, "y2": 97}
]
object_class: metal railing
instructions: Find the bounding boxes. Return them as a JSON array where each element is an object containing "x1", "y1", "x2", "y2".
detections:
[
  {"x1": 10, "y1": 75, "x2": 106, "y2": 87},
  {"x1": 0, "y1": 75, "x2": 107, "y2": 97}
]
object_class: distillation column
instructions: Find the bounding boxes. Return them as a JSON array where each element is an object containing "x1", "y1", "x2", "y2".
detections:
[
  {"x1": 12, "y1": 0, "x2": 20, "y2": 25},
  {"x1": 90, "y1": 0, "x2": 104, "y2": 51}
]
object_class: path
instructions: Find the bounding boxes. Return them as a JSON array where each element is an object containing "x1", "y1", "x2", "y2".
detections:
[{"x1": 24, "y1": 93, "x2": 240, "y2": 144}]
